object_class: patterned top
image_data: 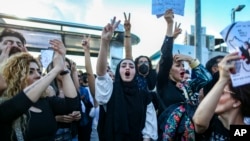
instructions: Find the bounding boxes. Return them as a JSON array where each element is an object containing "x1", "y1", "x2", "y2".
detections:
[
  {"x1": 157, "y1": 36, "x2": 212, "y2": 112},
  {"x1": 157, "y1": 36, "x2": 212, "y2": 141}
]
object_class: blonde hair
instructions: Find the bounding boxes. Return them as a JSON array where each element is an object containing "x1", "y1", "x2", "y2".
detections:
[
  {"x1": 0, "y1": 52, "x2": 38, "y2": 98},
  {"x1": 0, "y1": 52, "x2": 43, "y2": 140}
]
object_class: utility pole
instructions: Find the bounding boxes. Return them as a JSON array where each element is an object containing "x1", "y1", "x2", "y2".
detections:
[{"x1": 195, "y1": 0, "x2": 202, "y2": 61}]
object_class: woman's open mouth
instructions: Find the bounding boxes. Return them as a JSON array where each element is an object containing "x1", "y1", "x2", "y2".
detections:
[
  {"x1": 180, "y1": 72, "x2": 184, "y2": 78},
  {"x1": 125, "y1": 71, "x2": 130, "y2": 76}
]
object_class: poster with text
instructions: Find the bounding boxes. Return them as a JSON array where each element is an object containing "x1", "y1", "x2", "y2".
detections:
[
  {"x1": 41, "y1": 49, "x2": 54, "y2": 71},
  {"x1": 220, "y1": 21, "x2": 250, "y2": 87},
  {"x1": 152, "y1": 0, "x2": 185, "y2": 18}
]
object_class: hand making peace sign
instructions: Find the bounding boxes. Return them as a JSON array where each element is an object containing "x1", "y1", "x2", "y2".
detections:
[
  {"x1": 124, "y1": 12, "x2": 131, "y2": 32},
  {"x1": 101, "y1": 17, "x2": 121, "y2": 41}
]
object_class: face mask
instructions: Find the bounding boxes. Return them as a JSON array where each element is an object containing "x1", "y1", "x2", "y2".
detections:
[{"x1": 138, "y1": 64, "x2": 149, "y2": 75}]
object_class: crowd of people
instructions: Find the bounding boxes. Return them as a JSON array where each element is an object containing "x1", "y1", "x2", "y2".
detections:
[{"x1": 0, "y1": 8, "x2": 250, "y2": 141}]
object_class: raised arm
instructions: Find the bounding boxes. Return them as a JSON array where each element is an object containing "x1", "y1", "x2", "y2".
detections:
[
  {"x1": 82, "y1": 34, "x2": 98, "y2": 107},
  {"x1": 156, "y1": 9, "x2": 175, "y2": 90},
  {"x1": 24, "y1": 39, "x2": 65, "y2": 102},
  {"x1": 96, "y1": 17, "x2": 120, "y2": 76},
  {"x1": 70, "y1": 60, "x2": 80, "y2": 91},
  {"x1": 165, "y1": 9, "x2": 174, "y2": 37},
  {"x1": 192, "y1": 52, "x2": 241, "y2": 133},
  {"x1": 123, "y1": 12, "x2": 133, "y2": 60},
  {"x1": 50, "y1": 40, "x2": 77, "y2": 99},
  {"x1": 95, "y1": 17, "x2": 120, "y2": 105},
  {"x1": 173, "y1": 22, "x2": 182, "y2": 40}
]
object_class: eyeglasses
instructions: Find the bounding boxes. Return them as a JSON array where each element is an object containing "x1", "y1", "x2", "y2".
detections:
[{"x1": 223, "y1": 89, "x2": 235, "y2": 95}]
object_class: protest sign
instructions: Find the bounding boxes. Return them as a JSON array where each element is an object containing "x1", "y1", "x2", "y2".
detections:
[
  {"x1": 40, "y1": 49, "x2": 54, "y2": 71},
  {"x1": 152, "y1": 0, "x2": 185, "y2": 18},
  {"x1": 220, "y1": 21, "x2": 250, "y2": 87}
]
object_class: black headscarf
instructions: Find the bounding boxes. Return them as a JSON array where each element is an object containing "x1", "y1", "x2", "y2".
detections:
[{"x1": 98, "y1": 58, "x2": 151, "y2": 141}]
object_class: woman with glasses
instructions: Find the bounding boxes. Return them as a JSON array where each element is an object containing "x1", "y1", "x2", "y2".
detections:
[{"x1": 192, "y1": 52, "x2": 250, "y2": 140}]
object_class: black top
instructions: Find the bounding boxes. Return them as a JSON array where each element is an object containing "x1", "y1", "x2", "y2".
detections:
[
  {"x1": 0, "y1": 91, "x2": 79, "y2": 141},
  {"x1": 156, "y1": 36, "x2": 184, "y2": 114},
  {"x1": 0, "y1": 91, "x2": 32, "y2": 141},
  {"x1": 203, "y1": 71, "x2": 219, "y2": 96},
  {"x1": 156, "y1": 36, "x2": 212, "y2": 141},
  {"x1": 199, "y1": 116, "x2": 230, "y2": 141},
  {"x1": 156, "y1": 36, "x2": 212, "y2": 115},
  {"x1": 136, "y1": 69, "x2": 157, "y2": 91}
]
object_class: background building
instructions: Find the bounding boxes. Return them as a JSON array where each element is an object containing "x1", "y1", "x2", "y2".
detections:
[{"x1": 150, "y1": 25, "x2": 228, "y2": 68}]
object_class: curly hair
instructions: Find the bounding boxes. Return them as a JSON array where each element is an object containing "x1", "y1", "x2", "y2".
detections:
[
  {"x1": 0, "y1": 52, "x2": 38, "y2": 140},
  {"x1": 0, "y1": 52, "x2": 38, "y2": 98}
]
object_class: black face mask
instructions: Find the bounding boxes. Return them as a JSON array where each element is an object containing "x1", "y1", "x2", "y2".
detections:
[{"x1": 138, "y1": 64, "x2": 149, "y2": 75}]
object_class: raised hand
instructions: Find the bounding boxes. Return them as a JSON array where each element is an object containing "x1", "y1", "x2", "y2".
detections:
[
  {"x1": 50, "y1": 39, "x2": 66, "y2": 56},
  {"x1": 164, "y1": 9, "x2": 174, "y2": 36},
  {"x1": 173, "y1": 22, "x2": 182, "y2": 39},
  {"x1": 0, "y1": 42, "x2": 12, "y2": 64},
  {"x1": 49, "y1": 39, "x2": 66, "y2": 72},
  {"x1": 101, "y1": 17, "x2": 121, "y2": 41},
  {"x1": 71, "y1": 60, "x2": 77, "y2": 72},
  {"x1": 123, "y1": 12, "x2": 131, "y2": 32},
  {"x1": 164, "y1": 9, "x2": 174, "y2": 24},
  {"x1": 218, "y1": 52, "x2": 241, "y2": 80},
  {"x1": 123, "y1": 12, "x2": 133, "y2": 59},
  {"x1": 174, "y1": 54, "x2": 193, "y2": 63},
  {"x1": 82, "y1": 34, "x2": 91, "y2": 51}
]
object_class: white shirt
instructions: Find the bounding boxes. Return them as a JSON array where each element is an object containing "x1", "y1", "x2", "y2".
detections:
[{"x1": 95, "y1": 73, "x2": 158, "y2": 140}]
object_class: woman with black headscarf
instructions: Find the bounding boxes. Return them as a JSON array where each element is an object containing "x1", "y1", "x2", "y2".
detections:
[
  {"x1": 95, "y1": 17, "x2": 158, "y2": 141},
  {"x1": 123, "y1": 12, "x2": 158, "y2": 110}
]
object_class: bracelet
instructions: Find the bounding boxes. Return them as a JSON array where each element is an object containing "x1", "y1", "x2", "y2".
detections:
[
  {"x1": 189, "y1": 59, "x2": 196, "y2": 64},
  {"x1": 124, "y1": 35, "x2": 131, "y2": 38},
  {"x1": 60, "y1": 70, "x2": 70, "y2": 75},
  {"x1": 189, "y1": 59, "x2": 200, "y2": 68}
]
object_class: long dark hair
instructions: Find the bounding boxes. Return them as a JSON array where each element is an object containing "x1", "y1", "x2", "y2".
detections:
[
  {"x1": 134, "y1": 55, "x2": 153, "y2": 71},
  {"x1": 45, "y1": 57, "x2": 74, "y2": 96}
]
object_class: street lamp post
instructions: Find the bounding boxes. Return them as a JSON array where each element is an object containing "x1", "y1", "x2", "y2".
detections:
[
  {"x1": 195, "y1": 0, "x2": 202, "y2": 61},
  {"x1": 231, "y1": 5, "x2": 245, "y2": 23}
]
